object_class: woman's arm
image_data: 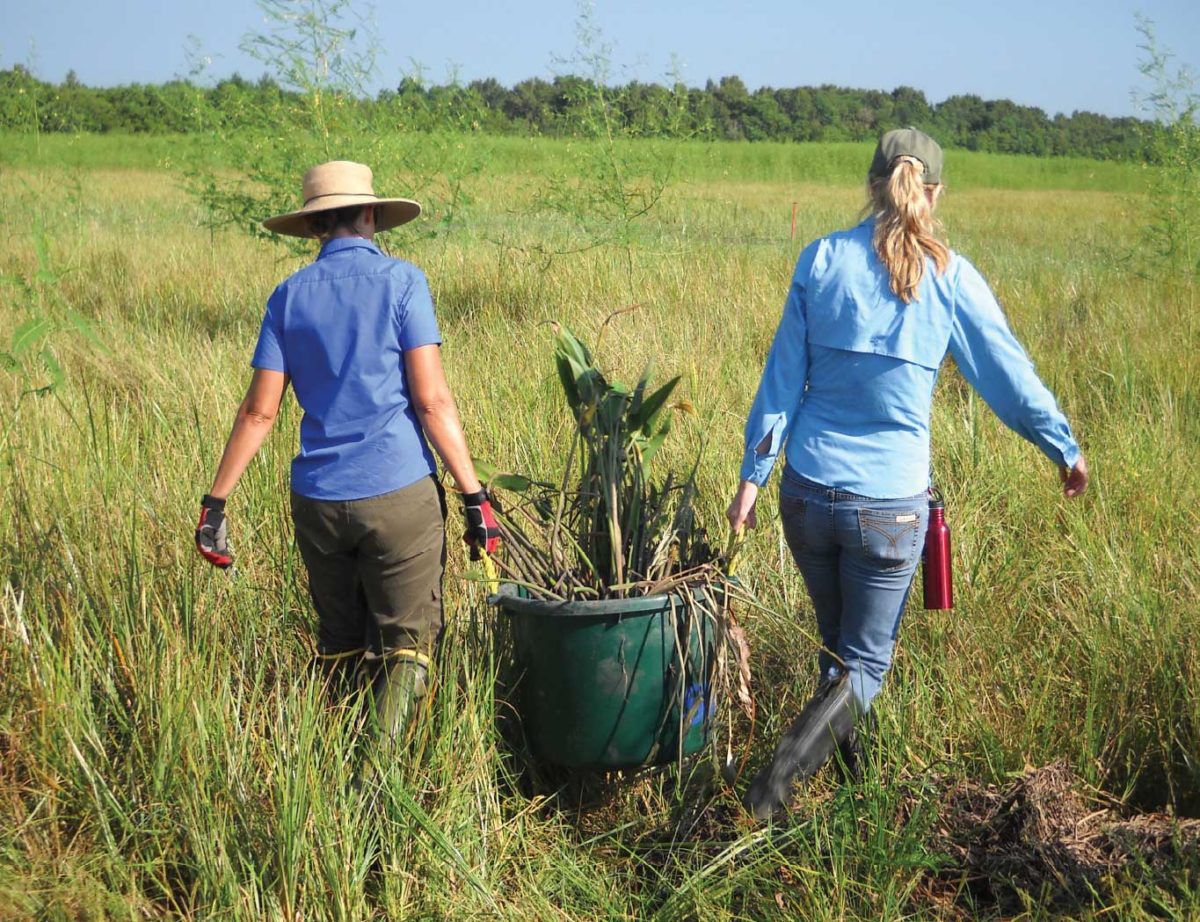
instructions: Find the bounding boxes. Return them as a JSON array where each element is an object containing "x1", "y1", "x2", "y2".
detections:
[
  {"x1": 739, "y1": 279, "x2": 810, "y2": 483},
  {"x1": 728, "y1": 276, "x2": 810, "y2": 531},
  {"x1": 405, "y1": 344, "x2": 482, "y2": 495},
  {"x1": 948, "y1": 261, "x2": 1087, "y2": 496},
  {"x1": 207, "y1": 368, "x2": 290, "y2": 499}
]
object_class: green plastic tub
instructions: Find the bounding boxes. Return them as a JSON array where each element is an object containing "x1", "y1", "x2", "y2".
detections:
[{"x1": 494, "y1": 586, "x2": 717, "y2": 769}]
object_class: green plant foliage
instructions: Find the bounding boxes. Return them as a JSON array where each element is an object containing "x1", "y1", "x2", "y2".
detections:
[
  {"x1": 0, "y1": 212, "x2": 103, "y2": 398},
  {"x1": 481, "y1": 322, "x2": 714, "y2": 600},
  {"x1": 181, "y1": 0, "x2": 487, "y2": 255},
  {"x1": 0, "y1": 61, "x2": 1157, "y2": 162},
  {"x1": 1136, "y1": 18, "x2": 1200, "y2": 278}
]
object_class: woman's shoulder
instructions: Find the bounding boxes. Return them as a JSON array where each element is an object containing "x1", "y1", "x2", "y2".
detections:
[
  {"x1": 813, "y1": 218, "x2": 872, "y2": 251},
  {"x1": 794, "y1": 219, "x2": 873, "y2": 280},
  {"x1": 941, "y1": 248, "x2": 990, "y2": 290},
  {"x1": 381, "y1": 255, "x2": 429, "y2": 284}
]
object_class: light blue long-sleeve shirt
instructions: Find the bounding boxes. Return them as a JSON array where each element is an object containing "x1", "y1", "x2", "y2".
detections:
[{"x1": 740, "y1": 218, "x2": 1080, "y2": 497}]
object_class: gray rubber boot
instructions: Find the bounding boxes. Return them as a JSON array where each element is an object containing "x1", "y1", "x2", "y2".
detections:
[{"x1": 743, "y1": 674, "x2": 858, "y2": 821}]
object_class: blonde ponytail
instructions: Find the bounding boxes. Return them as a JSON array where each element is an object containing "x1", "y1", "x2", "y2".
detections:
[{"x1": 869, "y1": 157, "x2": 949, "y2": 303}]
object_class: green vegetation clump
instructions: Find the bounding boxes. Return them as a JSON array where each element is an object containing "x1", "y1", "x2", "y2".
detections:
[{"x1": 0, "y1": 132, "x2": 1197, "y2": 919}]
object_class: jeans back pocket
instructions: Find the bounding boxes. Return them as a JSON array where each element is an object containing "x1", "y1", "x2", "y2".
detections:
[{"x1": 857, "y1": 507, "x2": 922, "y2": 571}]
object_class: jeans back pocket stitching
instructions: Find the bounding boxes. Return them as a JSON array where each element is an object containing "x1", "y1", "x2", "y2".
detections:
[{"x1": 858, "y1": 511, "x2": 921, "y2": 569}]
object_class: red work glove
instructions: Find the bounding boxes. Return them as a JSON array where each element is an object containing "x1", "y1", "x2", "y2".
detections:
[
  {"x1": 195, "y1": 494, "x2": 233, "y2": 569},
  {"x1": 462, "y1": 489, "x2": 501, "y2": 560}
]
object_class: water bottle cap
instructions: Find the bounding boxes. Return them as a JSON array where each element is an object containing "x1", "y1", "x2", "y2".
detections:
[{"x1": 928, "y1": 486, "x2": 945, "y2": 510}]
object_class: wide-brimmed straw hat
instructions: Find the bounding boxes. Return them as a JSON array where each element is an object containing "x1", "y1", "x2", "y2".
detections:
[{"x1": 262, "y1": 160, "x2": 421, "y2": 237}]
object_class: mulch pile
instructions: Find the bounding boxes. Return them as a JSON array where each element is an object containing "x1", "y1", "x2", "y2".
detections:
[{"x1": 913, "y1": 760, "x2": 1200, "y2": 915}]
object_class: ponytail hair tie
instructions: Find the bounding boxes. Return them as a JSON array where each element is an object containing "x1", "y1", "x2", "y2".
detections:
[{"x1": 891, "y1": 155, "x2": 924, "y2": 172}]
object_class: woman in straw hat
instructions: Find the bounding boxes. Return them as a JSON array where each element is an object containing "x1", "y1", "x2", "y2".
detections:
[
  {"x1": 194, "y1": 160, "x2": 499, "y2": 742},
  {"x1": 727, "y1": 129, "x2": 1089, "y2": 820}
]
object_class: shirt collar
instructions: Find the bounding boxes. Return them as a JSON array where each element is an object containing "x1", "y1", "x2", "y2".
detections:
[{"x1": 318, "y1": 236, "x2": 382, "y2": 259}]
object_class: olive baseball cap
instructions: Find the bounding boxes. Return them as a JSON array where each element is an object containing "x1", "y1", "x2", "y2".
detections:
[{"x1": 869, "y1": 127, "x2": 943, "y2": 185}]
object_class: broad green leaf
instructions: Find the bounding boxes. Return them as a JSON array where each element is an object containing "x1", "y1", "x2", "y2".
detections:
[
  {"x1": 629, "y1": 375, "x2": 681, "y2": 433},
  {"x1": 572, "y1": 365, "x2": 606, "y2": 410},
  {"x1": 560, "y1": 350, "x2": 590, "y2": 388},
  {"x1": 11, "y1": 317, "x2": 54, "y2": 357},
  {"x1": 629, "y1": 360, "x2": 655, "y2": 417},
  {"x1": 641, "y1": 414, "x2": 673, "y2": 465},
  {"x1": 490, "y1": 473, "x2": 533, "y2": 492},
  {"x1": 558, "y1": 349, "x2": 606, "y2": 409},
  {"x1": 472, "y1": 458, "x2": 500, "y2": 483},
  {"x1": 596, "y1": 389, "x2": 630, "y2": 430},
  {"x1": 554, "y1": 324, "x2": 592, "y2": 370},
  {"x1": 555, "y1": 353, "x2": 581, "y2": 410}
]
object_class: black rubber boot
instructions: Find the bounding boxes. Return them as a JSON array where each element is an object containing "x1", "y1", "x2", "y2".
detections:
[
  {"x1": 743, "y1": 675, "x2": 858, "y2": 821},
  {"x1": 834, "y1": 709, "x2": 876, "y2": 784}
]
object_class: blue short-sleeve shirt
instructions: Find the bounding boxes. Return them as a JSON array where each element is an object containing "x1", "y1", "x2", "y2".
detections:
[{"x1": 252, "y1": 237, "x2": 442, "y2": 501}]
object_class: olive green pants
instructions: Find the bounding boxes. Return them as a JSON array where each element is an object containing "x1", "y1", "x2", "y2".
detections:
[{"x1": 291, "y1": 476, "x2": 447, "y2": 671}]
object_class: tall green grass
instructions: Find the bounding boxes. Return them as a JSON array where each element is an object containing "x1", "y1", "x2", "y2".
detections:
[
  {"x1": 0, "y1": 135, "x2": 1195, "y2": 918},
  {"x1": 1, "y1": 130, "x2": 1149, "y2": 192}
]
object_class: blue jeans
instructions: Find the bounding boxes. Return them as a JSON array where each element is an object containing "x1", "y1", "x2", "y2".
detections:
[{"x1": 778, "y1": 468, "x2": 929, "y2": 712}]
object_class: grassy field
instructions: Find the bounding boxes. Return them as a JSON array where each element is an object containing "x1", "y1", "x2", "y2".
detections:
[{"x1": 1, "y1": 132, "x2": 1197, "y2": 919}]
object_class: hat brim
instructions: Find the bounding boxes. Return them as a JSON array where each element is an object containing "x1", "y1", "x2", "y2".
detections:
[{"x1": 262, "y1": 195, "x2": 421, "y2": 238}]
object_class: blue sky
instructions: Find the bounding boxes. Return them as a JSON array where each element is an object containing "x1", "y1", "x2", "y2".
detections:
[{"x1": 3, "y1": 0, "x2": 1197, "y2": 118}]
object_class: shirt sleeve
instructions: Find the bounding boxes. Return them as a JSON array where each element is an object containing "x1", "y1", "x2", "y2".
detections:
[
  {"x1": 948, "y1": 259, "x2": 1080, "y2": 469},
  {"x1": 739, "y1": 262, "x2": 811, "y2": 486},
  {"x1": 397, "y1": 267, "x2": 442, "y2": 351},
  {"x1": 251, "y1": 286, "x2": 288, "y2": 373}
]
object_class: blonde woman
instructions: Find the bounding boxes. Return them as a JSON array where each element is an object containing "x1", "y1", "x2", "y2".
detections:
[{"x1": 727, "y1": 129, "x2": 1088, "y2": 819}]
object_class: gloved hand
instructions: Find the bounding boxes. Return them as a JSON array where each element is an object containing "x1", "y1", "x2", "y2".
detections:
[
  {"x1": 462, "y1": 489, "x2": 501, "y2": 560},
  {"x1": 195, "y1": 494, "x2": 233, "y2": 569}
]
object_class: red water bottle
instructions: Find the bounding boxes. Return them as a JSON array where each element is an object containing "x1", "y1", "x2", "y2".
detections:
[{"x1": 923, "y1": 488, "x2": 953, "y2": 610}]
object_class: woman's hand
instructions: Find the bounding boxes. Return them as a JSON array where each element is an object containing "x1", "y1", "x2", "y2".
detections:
[
  {"x1": 1061, "y1": 455, "x2": 1089, "y2": 499},
  {"x1": 462, "y1": 489, "x2": 501, "y2": 560},
  {"x1": 726, "y1": 480, "x2": 760, "y2": 532},
  {"x1": 195, "y1": 494, "x2": 233, "y2": 568}
]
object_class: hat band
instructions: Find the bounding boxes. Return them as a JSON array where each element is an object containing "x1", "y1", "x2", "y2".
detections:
[{"x1": 302, "y1": 191, "x2": 378, "y2": 207}]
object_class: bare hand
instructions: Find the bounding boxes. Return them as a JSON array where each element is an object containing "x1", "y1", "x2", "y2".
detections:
[
  {"x1": 1060, "y1": 455, "x2": 1089, "y2": 499},
  {"x1": 726, "y1": 480, "x2": 760, "y2": 532}
]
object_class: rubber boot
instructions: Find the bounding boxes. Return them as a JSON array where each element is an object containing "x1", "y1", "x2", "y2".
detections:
[
  {"x1": 369, "y1": 656, "x2": 429, "y2": 745},
  {"x1": 834, "y1": 710, "x2": 876, "y2": 785},
  {"x1": 310, "y1": 651, "x2": 362, "y2": 708},
  {"x1": 743, "y1": 674, "x2": 858, "y2": 821}
]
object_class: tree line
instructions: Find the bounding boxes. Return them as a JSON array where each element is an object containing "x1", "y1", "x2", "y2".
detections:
[{"x1": 0, "y1": 65, "x2": 1148, "y2": 161}]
